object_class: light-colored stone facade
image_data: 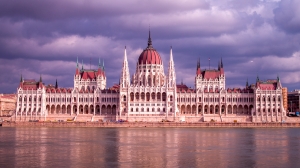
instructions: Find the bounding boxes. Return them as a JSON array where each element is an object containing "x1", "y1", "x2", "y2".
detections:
[{"x1": 13, "y1": 34, "x2": 287, "y2": 122}]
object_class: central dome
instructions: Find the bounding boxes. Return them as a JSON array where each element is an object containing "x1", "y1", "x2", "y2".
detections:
[{"x1": 138, "y1": 32, "x2": 162, "y2": 65}]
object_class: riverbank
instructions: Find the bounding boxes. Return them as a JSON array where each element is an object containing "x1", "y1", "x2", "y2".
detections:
[{"x1": 2, "y1": 121, "x2": 300, "y2": 128}]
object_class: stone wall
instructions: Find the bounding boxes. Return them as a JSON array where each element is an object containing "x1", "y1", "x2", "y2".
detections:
[{"x1": 0, "y1": 94, "x2": 16, "y2": 116}]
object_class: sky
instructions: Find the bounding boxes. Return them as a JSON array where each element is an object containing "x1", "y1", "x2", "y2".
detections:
[{"x1": 0, "y1": 0, "x2": 300, "y2": 93}]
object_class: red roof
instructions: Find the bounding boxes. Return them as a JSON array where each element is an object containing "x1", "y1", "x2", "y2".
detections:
[
  {"x1": 176, "y1": 84, "x2": 195, "y2": 93},
  {"x1": 138, "y1": 48, "x2": 162, "y2": 65},
  {"x1": 79, "y1": 68, "x2": 105, "y2": 80},
  {"x1": 19, "y1": 79, "x2": 44, "y2": 90},
  {"x1": 256, "y1": 79, "x2": 279, "y2": 90},
  {"x1": 202, "y1": 70, "x2": 222, "y2": 80}
]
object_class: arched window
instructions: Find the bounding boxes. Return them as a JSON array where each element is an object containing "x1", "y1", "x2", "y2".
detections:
[
  {"x1": 170, "y1": 96, "x2": 173, "y2": 101},
  {"x1": 146, "y1": 93, "x2": 150, "y2": 101},
  {"x1": 123, "y1": 95, "x2": 126, "y2": 101},
  {"x1": 162, "y1": 92, "x2": 166, "y2": 101},
  {"x1": 148, "y1": 75, "x2": 151, "y2": 86},
  {"x1": 130, "y1": 93, "x2": 134, "y2": 101}
]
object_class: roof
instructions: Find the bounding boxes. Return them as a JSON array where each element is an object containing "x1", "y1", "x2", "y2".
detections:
[
  {"x1": 256, "y1": 79, "x2": 279, "y2": 90},
  {"x1": 137, "y1": 31, "x2": 162, "y2": 65},
  {"x1": 138, "y1": 48, "x2": 162, "y2": 65},
  {"x1": 19, "y1": 79, "x2": 44, "y2": 90},
  {"x1": 176, "y1": 84, "x2": 195, "y2": 93},
  {"x1": 202, "y1": 70, "x2": 222, "y2": 80},
  {"x1": 78, "y1": 69, "x2": 105, "y2": 80}
]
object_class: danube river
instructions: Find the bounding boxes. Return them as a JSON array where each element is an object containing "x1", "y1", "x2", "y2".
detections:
[{"x1": 1, "y1": 127, "x2": 300, "y2": 168}]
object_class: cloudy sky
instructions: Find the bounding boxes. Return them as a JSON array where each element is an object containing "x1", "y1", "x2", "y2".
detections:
[{"x1": 1, "y1": 0, "x2": 300, "y2": 93}]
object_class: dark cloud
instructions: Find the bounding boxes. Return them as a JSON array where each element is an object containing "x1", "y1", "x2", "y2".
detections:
[{"x1": 0, "y1": 0, "x2": 300, "y2": 93}]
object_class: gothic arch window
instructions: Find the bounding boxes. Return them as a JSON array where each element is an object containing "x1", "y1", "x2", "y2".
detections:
[
  {"x1": 130, "y1": 93, "x2": 134, "y2": 101},
  {"x1": 135, "y1": 93, "x2": 139, "y2": 100},
  {"x1": 162, "y1": 92, "x2": 166, "y2": 101},
  {"x1": 170, "y1": 96, "x2": 173, "y2": 101},
  {"x1": 151, "y1": 92, "x2": 155, "y2": 100},
  {"x1": 146, "y1": 93, "x2": 150, "y2": 101},
  {"x1": 123, "y1": 95, "x2": 126, "y2": 101},
  {"x1": 141, "y1": 92, "x2": 145, "y2": 100},
  {"x1": 148, "y1": 75, "x2": 151, "y2": 86}
]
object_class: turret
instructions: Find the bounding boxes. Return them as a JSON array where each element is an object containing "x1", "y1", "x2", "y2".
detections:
[
  {"x1": 167, "y1": 46, "x2": 176, "y2": 88},
  {"x1": 196, "y1": 58, "x2": 201, "y2": 76},
  {"x1": 120, "y1": 46, "x2": 130, "y2": 88}
]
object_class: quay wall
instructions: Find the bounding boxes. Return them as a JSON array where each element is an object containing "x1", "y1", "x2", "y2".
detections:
[{"x1": 2, "y1": 121, "x2": 300, "y2": 128}]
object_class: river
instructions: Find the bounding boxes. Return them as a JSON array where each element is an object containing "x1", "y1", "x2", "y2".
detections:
[{"x1": 0, "y1": 127, "x2": 300, "y2": 168}]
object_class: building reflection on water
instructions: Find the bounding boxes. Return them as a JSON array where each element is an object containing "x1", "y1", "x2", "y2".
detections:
[{"x1": 4, "y1": 128, "x2": 300, "y2": 167}]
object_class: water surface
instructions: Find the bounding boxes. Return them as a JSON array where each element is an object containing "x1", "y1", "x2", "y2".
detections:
[{"x1": 1, "y1": 127, "x2": 300, "y2": 168}]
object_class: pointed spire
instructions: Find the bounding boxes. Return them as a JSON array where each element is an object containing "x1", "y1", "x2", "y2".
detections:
[
  {"x1": 120, "y1": 46, "x2": 130, "y2": 87},
  {"x1": 102, "y1": 59, "x2": 105, "y2": 71},
  {"x1": 55, "y1": 79, "x2": 58, "y2": 89},
  {"x1": 221, "y1": 57, "x2": 223, "y2": 68},
  {"x1": 147, "y1": 29, "x2": 152, "y2": 48},
  {"x1": 20, "y1": 74, "x2": 23, "y2": 82},
  {"x1": 98, "y1": 58, "x2": 101, "y2": 68},
  {"x1": 167, "y1": 46, "x2": 176, "y2": 87},
  {"x1": 77, "y1": 57, "x2": 79, "y2": 68},
  {"x1": 246, "y1": 78, "x2": 249, "y2": 87},
  {"x1": 40, "y1": 74, "x2": 42, "y2": 82},
  {"x1": 81, "y1": 60, "x2": 84, "y2": 71},
  {"x1": 277, "y1": 74, "x2": 280, "y2": 81},
  {"x1": 256, "y1": 75, "x2": 259, "y2": 82},
  {"x1": 196, "y1": 57, "x2": 201, "y2": 75}
]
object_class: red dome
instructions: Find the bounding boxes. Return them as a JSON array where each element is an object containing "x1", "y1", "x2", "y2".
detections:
[
  {"x1": 138, "y1": 48, "x2": 162, "y2": 65},
  {"x1": 138, "y1": 31, "x2": 162, "y2": 65}
]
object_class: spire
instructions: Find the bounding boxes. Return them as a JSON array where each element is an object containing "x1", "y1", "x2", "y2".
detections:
[
  {"x1": 39, "y1": 74, "x2": 42, "y2": 82},
  {"x1": 77, "y1": 57, "x2": 78, "y2": 68},
  {"x1": 98, "y1": 58, "x2": 101, "y2": 68},
  {"x1": 147, "y1": 30, "x2": 152, "y2": 48},
  {"x1": 246, "y1": 78, "x2": 249, "y2": 87},
  {"x1": 196, "y1": 57, "x2": 201, "y2": 75},
  {"x1": 120, "y1": 46, "x2": 130, "y2": 87},
  {"x1": 221, "y1": 57, "x2": 223, "y2": 68},
  {"x1": 168, "y1": 46, "x2": 175, "y2": 87},
  {"x1": 256, "y1": 75, "x2": 259, "y2": 82},
  {"x1": 55, "y1": 79, "x2": 58, "y2": 89},
  {"x1": 20, "y1": 74, "x2": 23, "y2": 82},
  {"x1": 102, "y1": 59, "x2": 105, "y2": 71},
  {"x1": 81, "y1": 60, "x2": 84, "y2": 71}
]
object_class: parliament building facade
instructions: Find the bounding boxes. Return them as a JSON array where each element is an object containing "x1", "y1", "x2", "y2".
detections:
[{"x1": 15, "y1": 33, "x2": 287, "y2": 122}]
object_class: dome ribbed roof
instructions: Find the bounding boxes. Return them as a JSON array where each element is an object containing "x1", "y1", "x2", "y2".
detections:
[{"x1": 137, "y1": 31, "x2": 162, "y2": 65}]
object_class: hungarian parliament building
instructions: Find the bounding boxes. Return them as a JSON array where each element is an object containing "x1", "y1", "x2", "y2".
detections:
[{"x1": 15, "y1": 32, "x2": 287, "y2": 122}]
